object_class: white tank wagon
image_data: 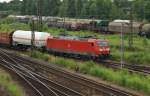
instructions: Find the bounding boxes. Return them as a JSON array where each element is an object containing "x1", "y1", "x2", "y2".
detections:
[{"x1": 12, "y1": 30, "x2": 51, "y2": 49}]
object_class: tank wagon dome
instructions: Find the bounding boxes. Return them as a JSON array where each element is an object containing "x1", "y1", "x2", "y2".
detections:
[
  {"x1": 142, "y1": 24, "x2": 150, "y2": 33},
  {"x1": 12, "y1": 30, "x2": 51, "y2": 47},
  {"x1": 113, "y1": 20, "x2": 130, "y2": 24}
]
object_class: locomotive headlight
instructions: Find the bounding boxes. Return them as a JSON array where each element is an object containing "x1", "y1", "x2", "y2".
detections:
[
  {"x1": 106, "y1": 48, "x2": 110, "y2": 51},
  {"x1": 99, "y1": 48, "x2": 110, "y2": 51},
  {"x1": 99, "y1": 49, "x2": 103, "y2": 51}
]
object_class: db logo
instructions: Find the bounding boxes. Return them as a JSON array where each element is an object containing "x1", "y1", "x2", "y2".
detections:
[{"x1": 68, "y1": 44, "x2": 71, "y2": 47}]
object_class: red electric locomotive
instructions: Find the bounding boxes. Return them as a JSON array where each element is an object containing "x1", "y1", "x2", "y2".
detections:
[{"x1": 46, "y1": 36, "x2": 110, "y2": 58}]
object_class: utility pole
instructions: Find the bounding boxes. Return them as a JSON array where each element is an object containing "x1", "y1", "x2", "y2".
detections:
[
  {"x1": 30, "y1": 19, "x2": 35, "y2": 56},
  {"x1": 37, "y1": 0, "x2": 43, "y2": 32},
  {"x1": 63, "y1": 1, "x2": 67, "y2": 36},
  {"x1": 128, "y1": 7, "x2": 133, "y2": 48},
  {"x1": 120, "y1": 23, "x2": 124, "y2": 69},
  {"x1": 63, "y1": 16, "x2": 66, "y2": 35}
]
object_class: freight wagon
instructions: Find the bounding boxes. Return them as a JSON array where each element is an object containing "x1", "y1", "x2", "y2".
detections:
[
  {"x1": 0, "y1": 30, "x2": 111, "y2": 59},
  {"x1": 12, "y1": 30, "x2": 50, "y2": 49},
  {"x1": 140, "y1": 24, "x2": 150, "y2": 38},
  {"x1": 0, "y1": 32, "x2": 13, "y2": 46},
  {"x1": 108, "y1": 20, "x2": 142, "y2": 34},
  {"x1": 9, "y1": 15, "x2": 149, "y2": 37},
  {"x1": 0, "y1": 30, "x2": 51, "y2": 50}
]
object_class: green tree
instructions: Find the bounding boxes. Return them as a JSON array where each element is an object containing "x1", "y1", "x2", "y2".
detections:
[
  {"x1": 145, "y1": 1, "x2": 150, "y2": 22},
  {"x1": 75, "y1": 0, "x2": 83, "y2": 18},
  {"x1": 89, "y1": 1, "x2": 97, "y2": 18},
  {"x1": 81, "y1": 0, "x2": 90, "y2": 18},
  {"x1": 113, "y1": 0, "x2": 130, "y2": 8},
  {"x1": 0, "y1": 2, "x2": 8, "y2": 11},
  {"x1": 21, "y1": 0, "x2": 36, "y2": 15},
  {"x1": 66, "y1": 0, "x2": 76, "y2": 17},
  {"x1": 133, "y1": 0, "x2": 145, "y2": 21},
  {"x1": 43, "y1": 0, "x2": 60, "y2": 16},
  {"x1": 59, "y1": 0, "x2": 67, "y2": 17},
  {"x1": 9, "y1": 0, "x2": 21, "y2": 12}
]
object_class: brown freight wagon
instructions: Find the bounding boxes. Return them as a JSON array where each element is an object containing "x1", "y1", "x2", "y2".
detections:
[{"x1": 0, "y1": 32, "x2": 13, "y2": 46}]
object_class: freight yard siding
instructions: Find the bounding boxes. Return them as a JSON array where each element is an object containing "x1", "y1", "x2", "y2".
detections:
[
  {"x1": 7, "y1": 15, "x2": 150, "y2": 37},
  {"x1": 0, "y1": 0, "x2": 150, "y2": 96},
  {"x1": 0, "y1": 20, "x2": 149, "y2": 65},
  {"x1": 19, "y1": 50, "x2": 149, "y2": 96},
  {"x1": 0, "y1": 49, "x2": 143, "y2": 96}
]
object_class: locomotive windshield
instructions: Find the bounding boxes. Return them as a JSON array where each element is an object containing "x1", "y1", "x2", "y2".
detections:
[{"x1": 98, "y1": 42, "x2": 108, "y2": 47}]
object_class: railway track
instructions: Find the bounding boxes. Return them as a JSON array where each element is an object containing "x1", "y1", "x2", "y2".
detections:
[
  {"x1": 1, "y1": 46, "x2": 150, "y2": 76},
  {"x1": 101, "y1": 60, "x2": 150, "y2": 76},
  {"x1": 0, "y1": 49, "x2": 83, "y2": 96},
  {"x1": 46, "y1": 48, "x2": 150, "y2": 76},
  {"x1": 0, "y1": 48, "x2": 141, "y2": 96}
]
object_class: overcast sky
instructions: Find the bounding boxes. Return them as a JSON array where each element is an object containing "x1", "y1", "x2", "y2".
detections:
[{"x1": 0, "y1": 0, "x2": 12, "y2": 2}]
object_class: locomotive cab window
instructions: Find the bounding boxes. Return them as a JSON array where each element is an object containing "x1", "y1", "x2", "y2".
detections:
[{"x1": 98, "y1": 42, "x2": 108, "y2": 47}]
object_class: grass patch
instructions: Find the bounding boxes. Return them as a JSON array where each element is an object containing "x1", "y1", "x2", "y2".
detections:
[{"x1": 0, "y1": 69, "x2": 25, "y2": 96}]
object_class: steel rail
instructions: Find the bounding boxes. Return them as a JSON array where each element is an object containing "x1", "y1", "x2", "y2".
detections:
[
  {"x1": 0, "y1": 56, "x2": 44, "y2": 96},
  {"x1": 7, "y1": 51, "x2": 140, "y2": 96},
  {"x1": 0, "y1": 50, "x2": 60, "y2": 96},
  {"x1": 0, "y1": 59, "x2": 71, "y2": 96},
  {"x1": 4, "y1": 59, "x2": 83, "y2": 96},
  {"x1": 102, "y1": 60, "x2": 150, "y2": 75},
  {"x1": 0, "y1": 49, "x2": 83, "y2": 96},
  {"x1": 1, "y1": 47, "x2": 150, "y2": 76}
]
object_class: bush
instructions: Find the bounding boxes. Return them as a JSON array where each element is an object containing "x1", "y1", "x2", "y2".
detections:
[
  {"x1": 0, "y1": 17, "x2": 16, "y2": 24},
  {"x1": 48, "y1": 56, "x2": 77, "y2": 70},
  {"x1": 89, "y1": 65, "x2": 150, "y2": 95},
  {"x1": 143, "y1": 38, "x2": 149, "y2": 46},
  {"x1": 30, "y1": 51, "x2": 49, "y2": 61},
  {"x1": 0, "y1": 23, "x2": 30, "y2": 32},
  {"x1": 79, "y1": 61, "x2": 94, "y2": 73},
  {"x1": 0, "y1": 70, "x2": 25, "y2": 96}
]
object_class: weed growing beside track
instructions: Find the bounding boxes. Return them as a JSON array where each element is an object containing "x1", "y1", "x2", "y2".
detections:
[
  {"x1": 26, "y1": 51, "x2": 150, "y2": 95},
  {"x1": 0, "y1": 68, "x2": 25, "y2": 96}
]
